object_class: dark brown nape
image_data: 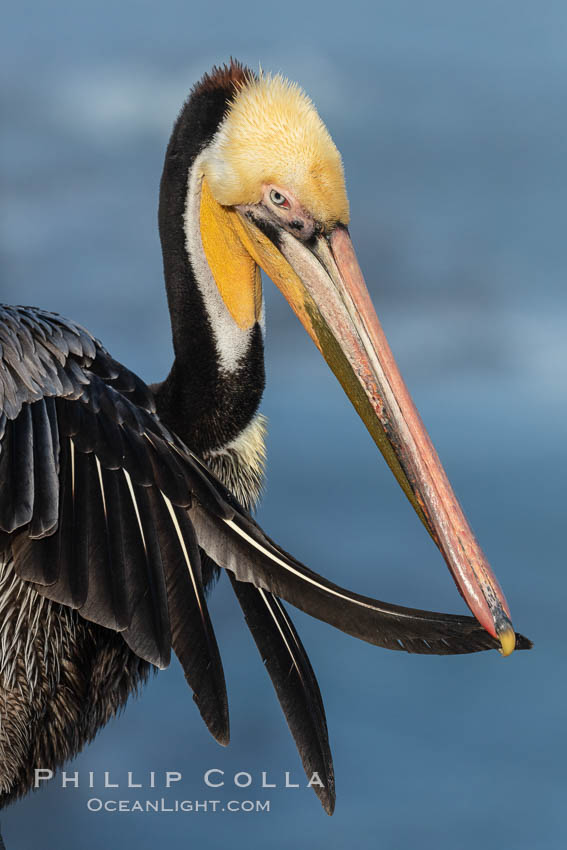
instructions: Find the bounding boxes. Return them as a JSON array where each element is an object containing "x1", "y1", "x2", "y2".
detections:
[
  {"x1": 191, "y1": 58, "x2": 254, "y2": 99},
  {"x1": 155, "y1": 57, "x2": 265, "y2": 457}
]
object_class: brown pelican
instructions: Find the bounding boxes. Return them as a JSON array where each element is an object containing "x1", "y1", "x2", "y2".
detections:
[{"x1": 0, "y1": 61, "x2": 530, "y2": 815}]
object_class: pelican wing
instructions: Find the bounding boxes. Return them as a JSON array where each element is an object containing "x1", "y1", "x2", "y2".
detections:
[{"x1": 0, "y1": 304, "x2": 228, "y2": 743}]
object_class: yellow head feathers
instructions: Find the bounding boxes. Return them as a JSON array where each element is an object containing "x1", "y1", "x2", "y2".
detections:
[{"x1": 202, "y1": 73, "x2": 350, "y2": 227}]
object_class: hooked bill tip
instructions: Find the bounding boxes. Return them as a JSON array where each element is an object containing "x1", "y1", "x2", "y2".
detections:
[{"x1": 497, "y1": 623, "x2": 516, "y2": 657}]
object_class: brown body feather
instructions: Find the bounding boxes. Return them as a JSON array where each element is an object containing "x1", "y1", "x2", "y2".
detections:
[{"x1": 0, "y1": 558, "x2": 150, "y2": 804}]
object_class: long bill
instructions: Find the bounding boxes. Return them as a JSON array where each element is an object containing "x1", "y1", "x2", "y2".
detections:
[{"x1": 233, "y1": 214, "x2": 516, "y2": 656}]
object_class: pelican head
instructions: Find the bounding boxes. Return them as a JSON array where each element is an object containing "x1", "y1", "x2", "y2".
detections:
[
  {"x1": 195, "y1": 65, "x2": 516, "y2": 655},
  {"x1": 203, "y1": 72, "x2": 349, "y2": 227}
]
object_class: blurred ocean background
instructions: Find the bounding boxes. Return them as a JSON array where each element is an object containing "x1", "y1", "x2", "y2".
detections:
[{"x1": 1, "y1": 1, "x2": 565, "y2": 848}]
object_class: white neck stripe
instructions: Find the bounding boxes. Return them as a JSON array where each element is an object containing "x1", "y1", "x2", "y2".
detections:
[{"x1": 182, "y1": 151, "x2": 264, "y2": 373}]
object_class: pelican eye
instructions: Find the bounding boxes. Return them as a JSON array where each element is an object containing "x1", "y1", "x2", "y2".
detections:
[{"x1": 269, "y1": 190, "x2": 290, "y2": 209}]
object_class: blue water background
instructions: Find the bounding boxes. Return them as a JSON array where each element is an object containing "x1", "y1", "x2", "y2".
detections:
[{"x1": 1, "y1": 2, "x2": 565, "y2": 847}]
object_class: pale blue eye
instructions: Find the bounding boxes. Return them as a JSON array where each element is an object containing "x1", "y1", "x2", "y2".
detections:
[{"x1": 270, "y1": 190, "x2": 288, "y2": 207}]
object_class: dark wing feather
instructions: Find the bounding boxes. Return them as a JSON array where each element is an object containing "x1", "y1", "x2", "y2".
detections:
[
  {"x1": 171, "y1": 448, "x2": 533, "y2": 654},
  {"x1": 0, "y1": 407, "x2": 35, "y2": 532},
  {"x1": 229, "y1": 575, "x2": 335, "y2": 814},
  {"x1": 188, "y1": 502, "x2": 532, "y2": 655},
  {"x1": 30, "y1": 398, "x2": 59, "y2": 538},
  {"x1": 149, "y1": 492, "x2": 229, "y2": 744}
]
